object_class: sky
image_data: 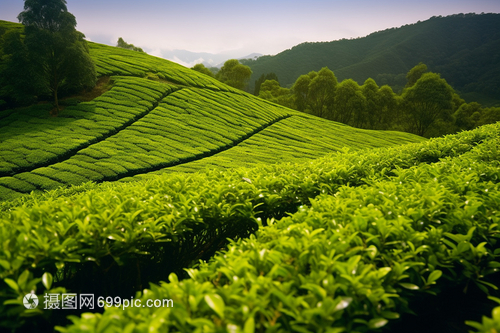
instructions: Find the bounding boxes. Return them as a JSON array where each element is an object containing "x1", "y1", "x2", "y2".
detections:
[{"x1": 1, "y1": 0, "x2": 500, "y2": 67}]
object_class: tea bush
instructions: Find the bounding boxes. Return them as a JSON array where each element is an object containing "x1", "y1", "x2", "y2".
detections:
[
  {"x1": 0, "y1": 29, "x2": 424, "y2": 201},
  {"x1": 0, "y1": 83, "x2": 422, "y2": 200},
  {"x1": 56, "y1": 123, "x2": 500, "y2": 333},
  {"x1": 0, "y1": 76, "x2": 173, "y2": 178},
  {"x1": 0, "y1": 123, "x2": 499, "y2": 331}
]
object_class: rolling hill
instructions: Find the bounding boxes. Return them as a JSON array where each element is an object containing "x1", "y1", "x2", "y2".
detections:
[
  {"x1": 0, "y1": 21, "x2": 424, "y2": 201},
  {"x1": 1, "y1": 19, "x2": 500, "y2": 333},
  {"x1": 244, "y1": 13, "x2": 500, "y2": 102}
]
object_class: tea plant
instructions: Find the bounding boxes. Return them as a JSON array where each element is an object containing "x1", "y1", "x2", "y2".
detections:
[
  {"x1": 53, "y1": 123, "x2": 500, "y2": 332},
  {"x1": 0, "y1": 123, "x2": 499, "y2": 331}
]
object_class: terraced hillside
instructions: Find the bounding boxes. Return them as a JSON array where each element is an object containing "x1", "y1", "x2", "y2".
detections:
[{"x1": 0, "y1": 27, "x2": 424, "y2": 201}]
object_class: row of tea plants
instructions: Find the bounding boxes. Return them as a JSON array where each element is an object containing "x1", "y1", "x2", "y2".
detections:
[{"x1": 1, "y1": 122, "x2": 499, "y2": 331}]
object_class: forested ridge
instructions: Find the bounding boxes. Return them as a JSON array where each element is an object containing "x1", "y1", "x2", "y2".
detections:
[{"x1": 244, "y1": 13, "x2": 500, "y2": 103}]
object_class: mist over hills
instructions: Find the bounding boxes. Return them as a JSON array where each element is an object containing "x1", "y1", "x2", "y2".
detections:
[
  {"x1": 152, "y1": 49, "x2": 262, "y2": 68},
  {"x1": 243, "y1": 13, "x2": 500, "y2": 103}
]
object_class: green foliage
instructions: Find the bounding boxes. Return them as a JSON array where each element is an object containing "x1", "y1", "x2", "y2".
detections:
[
  {"x1": 401, "y1": 72, "x2": 455, "y2": 136},
  {"x1": 191, "y1": 63, "x2": 215, "y2": 77},
  {"x1": 216, "y1": 59, "x2": 253, "y2": 91},
  {"x1": 4, "y1": 122, "x2": 493, "y2": 332},
  {"x1": 454, "y1": 102, "x2": 500, "y2": 131},
  {"x1": 0, "y1": 67, "x2": 423, "y2": 201},
  {"x1": 0, "y1": 30, "x2": 40, "y2": 105},
  {"x1": 334, "y1": 78, "x2": 366, "y2": 124},
  {"x1": 246, "y1": 13, "x2": 500, "y2": 103},
  {"x1": 116, "y1": 37, "x2": 144, "y2": 52},
  {"x1": 307, "y1": 67, "x2": 337, "y2": 118},
  {"x1": 405, "y1": 62, "x2": 428, "y2": 88},
  {"x1": 467, "y1": 297, "x2": 500, "y2": 332},
  {"x1": 258, "y1": 79, "x2": 293, "y2": 108},
  {"x1": 254, "y1": 72, "x2": 279, "y2": 96},
  {"x1": 17, "y1": 0, "x2": 97, "y2": 113}
]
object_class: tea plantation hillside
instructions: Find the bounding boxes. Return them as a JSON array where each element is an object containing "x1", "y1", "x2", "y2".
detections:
[
  {"x1": 0, "y1": 21, "x2": 424, "y2": 201},
  {"x1": 1, "y1": 122, "x2": 500, "y2": 332}
]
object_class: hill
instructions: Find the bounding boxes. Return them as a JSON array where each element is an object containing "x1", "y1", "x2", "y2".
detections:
[
  {"x1": 1, "y1": 19, "x2": 500, "y2": 333},
  {"x1": 244, "y1": 13, "x2": 500, "y2": 103},
  {"x1": 0, "y1": 21, "x2": 424, "y2": 202}
]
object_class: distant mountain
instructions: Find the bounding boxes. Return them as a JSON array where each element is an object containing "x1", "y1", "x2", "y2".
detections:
[
  {"x1": 244, "y1": 13, "x2": 500, "y2": 102},
  {"x1": 151, "y1": 49, "x2": 262, "y2": 68}
]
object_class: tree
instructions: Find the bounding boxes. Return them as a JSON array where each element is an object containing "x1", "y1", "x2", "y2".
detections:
[
  {"x1": 258, "y1": 80, "x2": 293, "y2": 109},
  {"x1": 454, "y1": 102, "x2": 482, "y2": 130},
  {"x1": 191, "y1": 63, "x2": 215, "y2": 77},
  {"x1": 334, "y1": 79, "x2": 366, "y2": 125},
  {"x1": 0, "y1": 30, "x2": 40, "y2": 105},
  {"x1": 216, "y1": 59, "x2": 252, "y2": 90},
  {"x1": 307, "y1": 67, "x2": 337, "y2": 118},
  {"x1": 377, "y1": 85, "x2": 398, "y2": 129},
  {"x1": 291, "y1": 67, "x2": 337, "y2": 118},
  {"x1": 17, "y1": 0, "x2": 96, "y2": 115},
  {"x1": 254, "y1": 72, "x2": 278, "y2": 96},
  {"x1": 292, "y1": 71, "x2": 316, "y2": 112},
  {"x1": 405, "y1": 62, "x2": 428, "y2": 88},
  {"x1": 361, "y1": 78, "x2": 380, "y2": 128},
  {"x1": 401, "y1": 72, "x2": 454, "y2": 136},
  {"x1": 117, "y1": 37, "x2": 144, "y2": 52}
]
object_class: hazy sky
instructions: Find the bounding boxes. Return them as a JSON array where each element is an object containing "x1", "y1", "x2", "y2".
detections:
[{"x1": 1, "y1": 0, "x2": 500, "y2": 63}]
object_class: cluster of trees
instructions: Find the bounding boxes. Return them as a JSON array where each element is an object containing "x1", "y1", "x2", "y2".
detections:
[
  {"x1": 243, "y1": 13, "x2": 500, "y2": 103},
  {"x1": 0, "y1": 0, "x2": 96, "y2": 115},
  {"x1": 117, "y1": 37, "x2": 143, "y2": 52},
  {"x1": 192, "y1": 60, "x2": 252, "y2": 91},
  {"x1": 257, "y1": 64, "x2": 500, "y2": 137}
]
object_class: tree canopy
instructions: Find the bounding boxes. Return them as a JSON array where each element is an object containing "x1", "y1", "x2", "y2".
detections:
[
  {"x1": 191, "y1": 63, "x2": 215, "y2": 78},
  {"x1": 117, "y1": 37, "x2": 144, "y2": 52},
  {"x1": 254, "y1": 72, "x2": 278, "y2": 96},
  {"x1": 402, "y1": 72, "x2": 454, "y2": 136},
  {"x1": 216, "y1": 59, "x2": 252, "y2": 91},
  {"x1": 13, "y1": 0, "x2": 96, "y2": 114}
]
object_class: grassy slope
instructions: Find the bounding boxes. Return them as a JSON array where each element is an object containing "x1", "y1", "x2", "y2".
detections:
[{"x1": 0, "y1": 21, "x2": 424, "y2": 201}]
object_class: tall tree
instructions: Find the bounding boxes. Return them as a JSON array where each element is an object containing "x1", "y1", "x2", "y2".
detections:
[
  {"x1": 292, "y1": 71, "x2": 316, "y2": 112},
  {"x1": 361, "y1": 78, "x2": 380, "y2": 128},
  {"x1": 254, "y1": 72, "x2": 279, "y2": 96},
  {"x1": 17, "y1": 0, "x2": 96, "y2": 115},
  {"x1": 307, "y1": 67, "x2": 337, "y2": 118},
  {"x1": 401, "y1": 72, "x2": 454, "y2": 136},
  {"x1": 334, "y1": 79, "x2": 366, "y2": 125},
  {"x1": 216, "y1": 59, "x2": 252, "y2": 90},
  {"x1": 377, "y1": 85, "x2": 398, "y2": 129}
]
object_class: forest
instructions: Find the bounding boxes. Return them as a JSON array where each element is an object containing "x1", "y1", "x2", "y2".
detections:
[
  {"x1": 242, "y1": 13, "x2": 500, "y2": 106},
  {"x1": 255, "y1": 64, "x2": 500, "y2": 137}
]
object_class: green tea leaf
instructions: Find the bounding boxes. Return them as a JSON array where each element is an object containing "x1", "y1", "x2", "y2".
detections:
[
  {"x1": 205, "y1": 294, "x2": 225, "y2": 318},
  {"x1": 368, "y1": 318, "x2": 388, "y2": 329},
  {"x1": 42, "y1": 272, "x2": 53, "y2": 290},
  {"x1": 4, "y1": 278, "x2": 19, "y2": 292},
  {"x1": 244, "y1": 317, "x2": 255, "y2": 333},
  {"x1": 399, "y1": 283, "x2": 419, "y2": 290}
]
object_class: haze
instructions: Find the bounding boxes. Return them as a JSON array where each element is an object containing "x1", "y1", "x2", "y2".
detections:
[{"x1": 1, "y1": 0, "x2": 499, "y2": 67}]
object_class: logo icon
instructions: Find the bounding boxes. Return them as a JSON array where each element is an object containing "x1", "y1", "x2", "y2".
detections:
[{"x1": 23, "y1": 292, "x2": 39, "y2": 309}]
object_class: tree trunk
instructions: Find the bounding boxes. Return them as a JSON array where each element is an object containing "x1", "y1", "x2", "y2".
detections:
[{"x1": 53, "y1": 88, "x2": 60, "y2": 116}]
